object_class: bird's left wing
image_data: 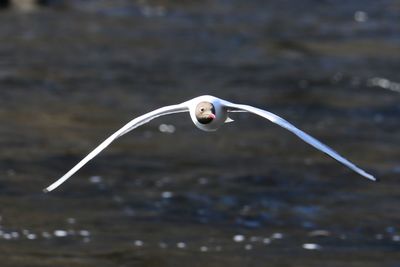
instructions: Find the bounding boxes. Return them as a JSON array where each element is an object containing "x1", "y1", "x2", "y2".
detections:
[
  {"x1": 225, "y1": 102, "x2": 376, "y2": 181},
  {"x1": 44, "y1": 103, "x2": 189, "y2": 192}
]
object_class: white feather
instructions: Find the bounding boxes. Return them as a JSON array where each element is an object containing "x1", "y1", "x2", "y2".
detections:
[
  {"x1": 44, "y1": 103, "x2": 188, "y2": 192},
  {"x1": 225, "y1": 102, "x2": 376, "y2": 181},
  {"x1": 44, "y1": 95, "x2": 376, "y2": 192}
]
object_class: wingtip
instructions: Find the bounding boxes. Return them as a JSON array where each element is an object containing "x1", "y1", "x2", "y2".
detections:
[
  {"x1": 365, "y1": 173, "x2": 378, "y2": 182},
  {"x1": 43, "y1": 188, "x2": 50, "y2": 193},
  {"x1": 370, "y1": 176, "x2": 379, "y2": 182}
]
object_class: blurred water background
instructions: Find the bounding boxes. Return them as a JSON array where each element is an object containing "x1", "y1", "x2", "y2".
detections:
[{"x1": 0, "y1": 0, "x2": 399, "y2": 266}]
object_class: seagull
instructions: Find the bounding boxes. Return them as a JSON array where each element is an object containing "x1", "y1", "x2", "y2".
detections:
[{"x1": 44, "y1": 95, "x2": 376, "y2": 192}]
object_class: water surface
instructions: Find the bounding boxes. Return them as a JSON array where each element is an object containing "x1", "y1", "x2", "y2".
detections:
[{"x1": 0, "y1": 1, "x2": 399, "y2": 266}]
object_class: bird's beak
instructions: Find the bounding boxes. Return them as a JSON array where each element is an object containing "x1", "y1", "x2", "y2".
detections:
[{"x1": 208, "y1": 114, "x2": 216, "y2": 119}]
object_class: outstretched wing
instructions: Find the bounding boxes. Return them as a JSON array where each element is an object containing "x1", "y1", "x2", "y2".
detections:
[
  {"x1": 226, "y1": 103, "x2": 376, "y2": 181},
  {"x1": 44, "y1": 103, "x2": 189, "y2": 192}
]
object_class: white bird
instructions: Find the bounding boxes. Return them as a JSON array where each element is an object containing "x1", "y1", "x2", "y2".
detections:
[{"x1": 44, "y1": 95, "x2": 376, "y2": 192}]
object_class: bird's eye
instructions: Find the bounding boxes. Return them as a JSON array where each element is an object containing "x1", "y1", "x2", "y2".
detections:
[{"x1": 200, "y1": 107, "x2": 205, "y2": 112}]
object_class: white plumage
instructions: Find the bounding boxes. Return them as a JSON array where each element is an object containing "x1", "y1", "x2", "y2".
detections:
[{"x1": 44, "y1": 95, "x2": 375, "y2": 192}]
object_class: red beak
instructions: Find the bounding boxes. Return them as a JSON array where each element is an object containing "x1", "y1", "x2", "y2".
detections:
[{"x1": 208, "y1": 114, "x2": 216, "y2": 119}]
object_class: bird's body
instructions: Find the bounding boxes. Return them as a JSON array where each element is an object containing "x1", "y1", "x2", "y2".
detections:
[
  {"x1": 189, "y1": 95, "x2": 230, "y2": 131},
  {"x1": 44, "y1": 95, "x2": 376, "y2": 192}
]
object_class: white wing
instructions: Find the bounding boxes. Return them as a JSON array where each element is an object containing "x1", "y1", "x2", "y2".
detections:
[
  {"x1": 226, "y1": 103, "x2": 376, "y2": 181},
  {"x1": 44, "y1": 103, "x2": 189, "y2": 192}
]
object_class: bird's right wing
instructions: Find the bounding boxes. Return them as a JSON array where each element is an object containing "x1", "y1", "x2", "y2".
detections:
[{"x1": 44, "y1": 103, "x2": 189, "y2": 192}]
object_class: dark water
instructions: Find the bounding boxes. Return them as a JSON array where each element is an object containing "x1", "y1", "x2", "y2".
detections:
[{"x1": 0, "y1": 1, "x2": 399, "y2": 266}]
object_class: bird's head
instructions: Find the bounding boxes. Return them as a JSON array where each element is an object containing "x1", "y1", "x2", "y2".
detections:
[
  {"x1": 188, "y1": 95, "x2": 227, "y2": 132},
  {"x1": 195, "y1": 101, "x2": 216, "y2": 124}
]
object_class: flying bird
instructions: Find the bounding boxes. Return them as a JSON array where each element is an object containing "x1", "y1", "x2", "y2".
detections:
[{"x1": 44, "y1": 95, "x2": 376, "y2": 192}]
